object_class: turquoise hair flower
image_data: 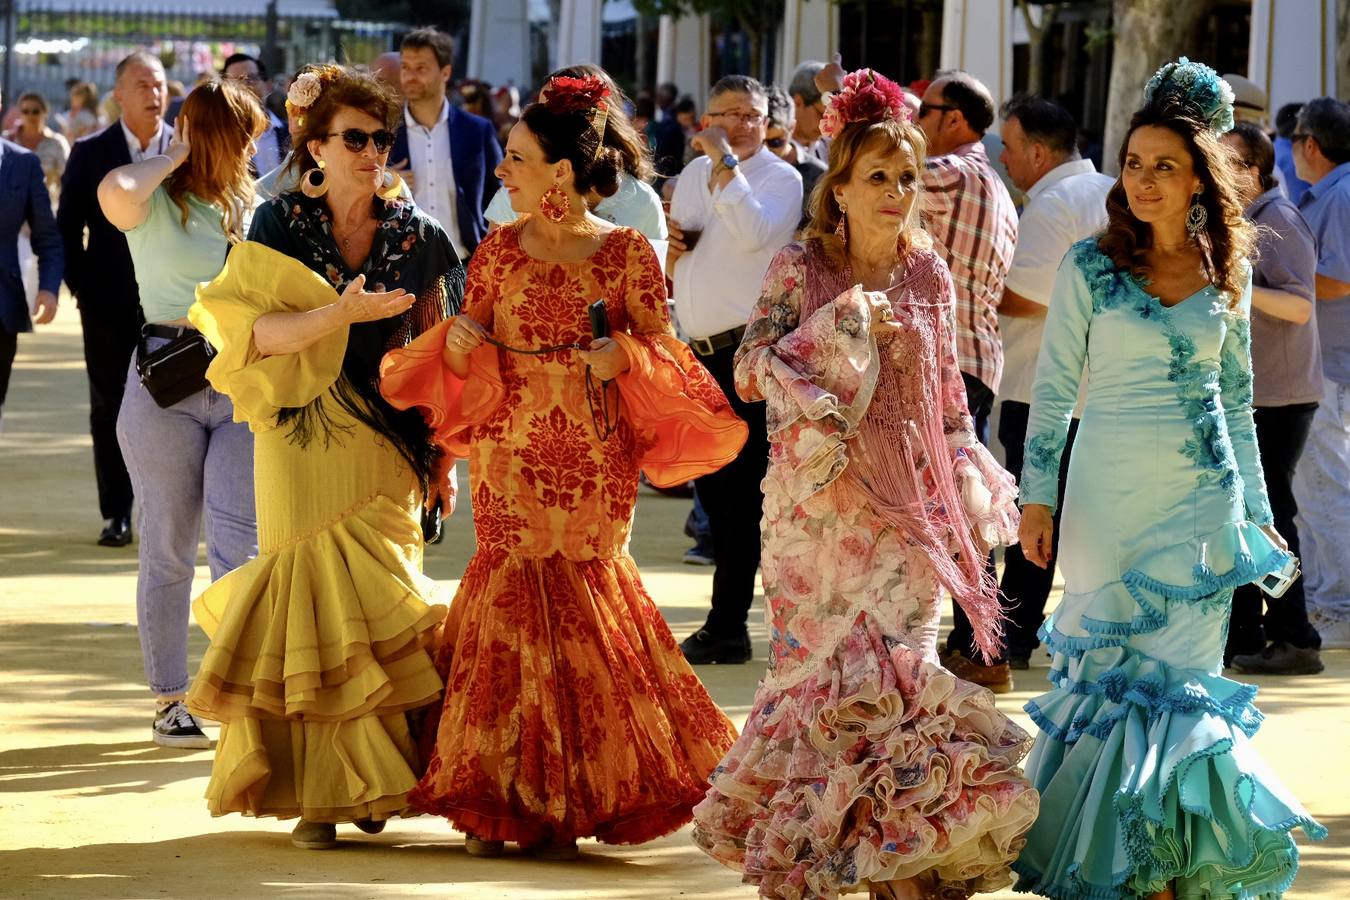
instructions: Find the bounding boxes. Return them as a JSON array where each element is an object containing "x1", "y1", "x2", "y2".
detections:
[{"x1": 1143, "y1": 57, "x2": 1236, "y2": 134}]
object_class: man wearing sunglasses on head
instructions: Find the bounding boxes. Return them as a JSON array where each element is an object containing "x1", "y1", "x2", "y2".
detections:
[
  {"x1": 764, "y1": 85, "x2": 825, "y2": 231},
  {"x1": 388, "y1": 27, "x2": 502, "y2": 260}
]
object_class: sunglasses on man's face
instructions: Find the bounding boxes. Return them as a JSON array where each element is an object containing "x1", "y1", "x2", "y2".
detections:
[
  {"x1": 918, "y1": 102, "x2": 957, "y2": 119},
  {"x1": 765, "y1": 137, "x2": 788, "y2": 149},
  {"x1": 326, "y1": 128, "x2": 396, "y2": 154}
]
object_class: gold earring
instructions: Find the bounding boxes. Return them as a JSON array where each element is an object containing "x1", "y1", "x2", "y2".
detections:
[
  {"x1": 834, "y1": 201, "x2": 848, "y2": 247},
  {"x1": 379, "y1": 167, "x2": 404, "y2": 200},
  {"x1": 301, "y1": 159, "x2": 327, "y2": 198}
]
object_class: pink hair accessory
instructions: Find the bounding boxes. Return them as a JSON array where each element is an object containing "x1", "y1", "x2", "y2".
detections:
[{"x1": 819, "y1": 68, "x2": 912, "y2": 139}]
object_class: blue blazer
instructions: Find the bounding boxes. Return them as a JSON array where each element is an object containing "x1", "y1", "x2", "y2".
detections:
[
  {"x1": 57, "y1": 122, "x2": 143, "y2": 316},
  {"x1": 389, "y1": 103, "x2": 503, "y2": 255},
  {"x1": 0, "y1": 139, "x2": 63, "y2": 333}
]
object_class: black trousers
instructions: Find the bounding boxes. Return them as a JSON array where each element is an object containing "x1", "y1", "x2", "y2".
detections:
[
  {"x1": 692, "y1": 343, "x2": 770, "y2": 636},
  {"x1": 79, "y1": 306, "x2": 138, "y2": 520},
  {"x1": 947, "y1": 373, "x2": 1000, "y2": 661},
  {"x1": 997, "y1": 400, "x2": 1078, "y2": 658},
  {"x1": 1227, "y1": 402, "x2": 1322, "y2": 654},
  {"x1": 0, "y1": 326, "x2": 15, "y2": 412}
]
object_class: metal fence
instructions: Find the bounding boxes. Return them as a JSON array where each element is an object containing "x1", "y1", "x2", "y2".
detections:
[{"x1": 4, "y1": 1, "x2": 402, "y2": 110}]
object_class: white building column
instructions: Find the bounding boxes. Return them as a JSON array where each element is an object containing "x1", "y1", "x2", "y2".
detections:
[
  {"x1": 466, "y1": 0, "x2": 530, "y2": 90},
  {"x1": 1248, "y1": 0, "x2": 1338, "y2": 116},
  {"x1": 940, "y1": 0, "x2": 1014, "y2": 107},
  {"x1": 777, "y1": 0, "x2": 841, "y2": 87},
  {"x1": 656, "y1": 13, "x2": 711, "y2": 111},
  {"x1": 556, "y1": 0, "x2": 604, "y2": 69}
]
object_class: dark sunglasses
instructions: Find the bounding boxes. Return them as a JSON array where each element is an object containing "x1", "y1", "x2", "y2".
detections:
[
  {"x1": 765, "y1": 137, "x2": 788, "y2": 149},
  {"x1": 919, "y1": 102, "x2": 957, "y2": 118},
  {"x1": 325, "y1": 128, "x2": 396, "y2": 154},
  {"x1": 20, "y1": 107, "x2": 42, "y2": 115}
]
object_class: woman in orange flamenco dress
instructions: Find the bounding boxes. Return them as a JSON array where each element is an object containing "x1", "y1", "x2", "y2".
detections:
[{"x1": 380, "y1": 73, "x2": 744, "y2": 859}]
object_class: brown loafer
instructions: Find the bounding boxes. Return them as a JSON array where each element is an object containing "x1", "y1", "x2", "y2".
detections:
[
  {"x1": 291, "y1": 819, "x2": 338, "y2": 850},
  {"x1": 943, "y1": 650, "x2": 1014, "y2": 694}
]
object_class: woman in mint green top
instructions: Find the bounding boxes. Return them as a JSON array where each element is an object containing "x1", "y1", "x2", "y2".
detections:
[
  {"x1": 1012, "y1": 61, "x2": 1325, "y2": 900},
  {"x1": 485, "y1": 64, "x2": 667, "y2": 244},
  {"x1": 98, "y1": 79, "x2": 265, "y2": 752}
]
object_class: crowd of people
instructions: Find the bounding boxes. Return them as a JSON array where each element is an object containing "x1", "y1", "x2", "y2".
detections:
[{"x1": 0, "y1": 22, "x2": 1343, "y2": 900}]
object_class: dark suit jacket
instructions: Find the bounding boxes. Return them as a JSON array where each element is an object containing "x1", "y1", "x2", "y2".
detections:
[
  {"x1": 57, "y1": 122, "x2": 145, "y2": 316},
  {"x1": 389, "y1": 103, "x2": 502, "y2": 255},
  {"x1": 0, "y1": 140, "x2": 63, "y2": 333}
]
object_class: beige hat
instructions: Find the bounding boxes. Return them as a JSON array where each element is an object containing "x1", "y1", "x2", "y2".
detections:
[{"x1": 1223, "y1": 72, "x2": 1268, "y2": 119}]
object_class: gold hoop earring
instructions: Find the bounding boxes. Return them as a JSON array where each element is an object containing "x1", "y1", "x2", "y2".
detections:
[
  {"x1": 301, "y1": 159, "x2": 327, "y2": 198},
  {"x1": 379, "y1": 167, "x2": 404, "y2": 200}
]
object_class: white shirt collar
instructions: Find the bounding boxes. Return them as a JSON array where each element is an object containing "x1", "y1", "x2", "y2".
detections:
[
  {"x1": 1025, "y1": 157, "x2": 1101, "y2": 202},
  {"x1": 405, "y1": 98, "x2": 450, "y2": 132},
  {"x1": 120, "y1": 118, "x2": 169, "y2": 158}
]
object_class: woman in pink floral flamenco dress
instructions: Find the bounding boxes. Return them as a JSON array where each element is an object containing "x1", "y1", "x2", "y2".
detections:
[
  {"x1": 691, "y1": 70, "x2": 1040, "y2": 900},
  {"x1": 379, "y1": 73, "x2": 744, "y2": 860}
]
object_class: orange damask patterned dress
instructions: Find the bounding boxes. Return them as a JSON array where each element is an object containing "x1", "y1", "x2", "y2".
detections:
[{"x1": 380, "y1": 222, "x2": 745, "y2": 846}]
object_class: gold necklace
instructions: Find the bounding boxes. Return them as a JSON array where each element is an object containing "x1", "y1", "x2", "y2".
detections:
[{"x1": 333, "y1": 218, "x2": 375, "y2": 253}]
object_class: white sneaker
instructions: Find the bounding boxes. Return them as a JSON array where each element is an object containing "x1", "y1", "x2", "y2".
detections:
[{"x1": 1315, "y1": 616, "x2": 1350, "y2": 650}]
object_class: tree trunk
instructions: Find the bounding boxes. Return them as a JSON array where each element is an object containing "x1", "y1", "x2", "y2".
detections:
[
  {"x1": 1101, "y1": 0, "x2": 1213, "y2": 175},
  {"x1": 1338, "y1": 0, "x2": 1350, "y2": 100}
]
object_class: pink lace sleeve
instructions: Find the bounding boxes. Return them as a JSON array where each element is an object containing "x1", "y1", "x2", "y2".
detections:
[{"x1": 931, "y1": 260, "x2": 1020, "y2": 549}]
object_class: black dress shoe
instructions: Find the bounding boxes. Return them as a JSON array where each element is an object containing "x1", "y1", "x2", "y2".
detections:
[
  {"x1": 98, "y1": 515, "x2": 132, "y2": 547},
  {"x1": 679, "y1": 627, "x2": 751, "y2": 664}
]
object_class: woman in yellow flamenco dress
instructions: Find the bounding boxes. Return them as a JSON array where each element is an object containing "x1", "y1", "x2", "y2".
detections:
[
  {"x1": 380, "y1": 74, "x2": 745, "y2": 859},
  {"x1": 184, "y1": 66, "x2": 462, "y2": 850}
]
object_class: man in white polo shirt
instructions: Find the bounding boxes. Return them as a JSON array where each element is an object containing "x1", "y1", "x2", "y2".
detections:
[
  {"x1": 666, "y1": 74, "x2": 802, "y2": 665},
  {"x1": 990, "y1": 94, "x2": 1113, "y2": 672}
]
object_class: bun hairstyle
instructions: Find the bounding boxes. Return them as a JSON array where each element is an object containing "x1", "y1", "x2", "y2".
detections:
[
  {"x1": 1098, "y1": 58, "x2": 1254, "y2": 308},
  {"x1": 548, "y1": 64, "x2": 654, "y2": 183},
  {"x1": 520, "y1": 75, "x2": 623, "y2": 200}
]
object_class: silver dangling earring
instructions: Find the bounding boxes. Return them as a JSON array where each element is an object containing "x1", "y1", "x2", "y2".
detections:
[
  {"x1": 1186, "y1": 191, "x2": 1207, "y2": 237},
  {"x1": 301, "y1": 159, "x2": 328, "y2": 199}
]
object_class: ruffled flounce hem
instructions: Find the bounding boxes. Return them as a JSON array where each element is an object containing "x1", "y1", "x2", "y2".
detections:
[
  {"x1": 691, "y1": 612, "x2": 1039, "y2": 900},
  {"x1": 409, "y1": 549, "x2": 738, "y2": 845},
  {"x1": 1016, "y1": 521, "x2": 1325, "y2": 898},
  {"x1": 186, "y1": 493, "x2": 445, "y2": 821}
]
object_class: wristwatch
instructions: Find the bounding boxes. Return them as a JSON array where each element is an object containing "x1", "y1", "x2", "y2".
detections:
[{"x1": 720, "y1": 152, "x2": 739, "y2": 171}]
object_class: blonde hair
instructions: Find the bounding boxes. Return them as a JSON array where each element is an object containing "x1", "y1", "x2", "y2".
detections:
[
  {"x1": 165, "y1": 79, "x2": 265, "y2": 241},
  {"x1": 803, "y1": 118, "x2": 932, "y2": 259}
]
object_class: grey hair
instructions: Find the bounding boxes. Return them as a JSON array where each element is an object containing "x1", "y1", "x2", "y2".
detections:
[
  {"x1": 115, "y1": 50, "x2": 164, "y2": 84},
  {"x1": 788, "y1": 61, "x2": 825, "y2": 106},
  {"x1": 709, "y1": 75, "x2": 767, "y2": 110}
]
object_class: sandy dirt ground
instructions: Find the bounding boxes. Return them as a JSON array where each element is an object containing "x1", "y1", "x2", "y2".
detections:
[{"x1": 1, "y1": 309, "x2": 1345, "y2": 899}]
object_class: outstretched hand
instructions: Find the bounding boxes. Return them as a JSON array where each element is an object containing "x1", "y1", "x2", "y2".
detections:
[{"x1": 337, "y1": 274, "x2": 413, "y2": 324}]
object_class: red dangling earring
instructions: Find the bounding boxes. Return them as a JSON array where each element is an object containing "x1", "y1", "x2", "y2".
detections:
[{"x1": 539, "y1": 183, "x2": 570, "y2": 223}]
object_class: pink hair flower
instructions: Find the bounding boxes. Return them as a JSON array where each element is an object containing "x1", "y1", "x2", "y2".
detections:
[{"x1": 820, "y1": 69, "x2": 911, "y2": 139}]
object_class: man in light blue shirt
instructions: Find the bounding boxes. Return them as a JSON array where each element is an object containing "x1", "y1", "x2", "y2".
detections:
[{"x1": 1291, "y1": 97, "x2": 1350, "y2": 647}]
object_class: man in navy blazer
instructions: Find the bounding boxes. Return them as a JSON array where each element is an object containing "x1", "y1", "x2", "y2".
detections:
[
  {"x1": 389, "y1": 27, "x2": 502, "y2": 258},
  {"x1": 0, "y1": 135, "x2": 63, "y2": 421},
  {"x1": 58, "y1": 50, "x2": 172, "y2": 547}
]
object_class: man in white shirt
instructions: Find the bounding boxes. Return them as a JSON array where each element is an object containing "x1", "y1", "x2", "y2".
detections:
[
  {"x1": 222, "y1": 53, "x2": 287, "y2": 174},
  {"x1": 995, "y1": 94, "x2": 1114, "y2": 669},
  {"x1": 58, "y1": 50, "x2": 174, "y2": 549},
  {"x1": 389, "y1": 27, "x2": 502, "y2": 259},
  {"x1": 666, "y1": 74, "x2": 802, "y2": 665}
]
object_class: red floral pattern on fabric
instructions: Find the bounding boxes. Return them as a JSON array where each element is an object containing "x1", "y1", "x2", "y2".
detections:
[{"x1": 385, "y1": 224, "x2": 741, "y2": 845}]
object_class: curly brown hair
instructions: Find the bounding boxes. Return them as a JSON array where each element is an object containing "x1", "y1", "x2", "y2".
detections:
[
  {"x1": 284, "y1": 64, "x2": 400, "y2": 181},
  {"x1": 1098, "y1": 103, "x2": 1254, "y2": 308},
  {"x1": 803, "y1": 117, "x2": 932, "y2": 261}
]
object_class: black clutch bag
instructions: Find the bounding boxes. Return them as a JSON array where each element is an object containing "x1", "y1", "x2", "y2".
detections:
[{"x1": 136, "y1": 329, "x2": 216, "y2": 409}]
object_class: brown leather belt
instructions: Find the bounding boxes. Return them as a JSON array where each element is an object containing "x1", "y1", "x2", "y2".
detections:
[{"x1": 689, "y1": 325, "x2": 746, "y2": 357}]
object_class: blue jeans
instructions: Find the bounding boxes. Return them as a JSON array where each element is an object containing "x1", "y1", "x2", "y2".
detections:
[
  {"x1": 116, "y1": 339, "x2": 257, "y2": 696},
  {"x1": 1294, "y1": 377, "x2": 1350, "y2": 625}
]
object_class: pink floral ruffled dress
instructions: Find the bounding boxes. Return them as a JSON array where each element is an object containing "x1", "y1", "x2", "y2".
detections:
[{"x1": 691, "y1": 239, "x2": 1040, "y2": 899}]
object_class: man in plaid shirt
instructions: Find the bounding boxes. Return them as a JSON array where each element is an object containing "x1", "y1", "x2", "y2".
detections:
[
  {"x1": 917, "y1": 71, "x2": 1018, "y2": 445},
  {"x1": 917, "y1": 71, "x2": 1019, "y2": 691}
]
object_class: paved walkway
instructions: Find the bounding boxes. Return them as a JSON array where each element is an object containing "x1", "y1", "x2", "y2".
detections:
[{"x1": 2, "y1": 311, "x2": 1345, "y2": 898}]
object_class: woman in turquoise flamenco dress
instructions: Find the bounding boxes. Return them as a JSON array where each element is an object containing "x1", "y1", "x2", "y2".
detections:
[{"x1": 1013, "y1": 60, "x2": 1326, "y2": 900}]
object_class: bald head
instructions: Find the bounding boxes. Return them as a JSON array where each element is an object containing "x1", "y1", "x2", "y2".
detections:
[
  {"x1": 918, "y1": 70, "x2": 994, "y2": 155},
  {"x1": 371, "y1": 52, "x2": 401, "y2": 91},
  {"x1": 112, "y1": 50, "x2": 167, "y2": 140}
]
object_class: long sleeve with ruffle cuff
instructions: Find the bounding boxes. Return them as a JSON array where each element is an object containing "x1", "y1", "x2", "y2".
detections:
[
  {"x1": 734, "y1": 244, "x2": 879, "y2": 503},
  {"x1": 188, "y1": 241, "x2": 349, "y2": 432},
  {"x1": 610, "y1": 331, "x2": 747, "y2": 487},
  {"x1": 379, "y1": 317, "x2": 505, "y2": 461}
]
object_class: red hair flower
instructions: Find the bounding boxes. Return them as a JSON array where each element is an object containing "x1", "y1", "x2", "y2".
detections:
[
  {"x1": 541, "y1": 74, "x2": 611, "y2": 114},
  {"x1": 820, "y1": 69, "x2": 911, "y2": 139}
]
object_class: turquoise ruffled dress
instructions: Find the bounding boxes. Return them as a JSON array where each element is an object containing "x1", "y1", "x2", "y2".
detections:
[{"x1": 1013, "y1": 240, "x2": 1326, "y2": 899}]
